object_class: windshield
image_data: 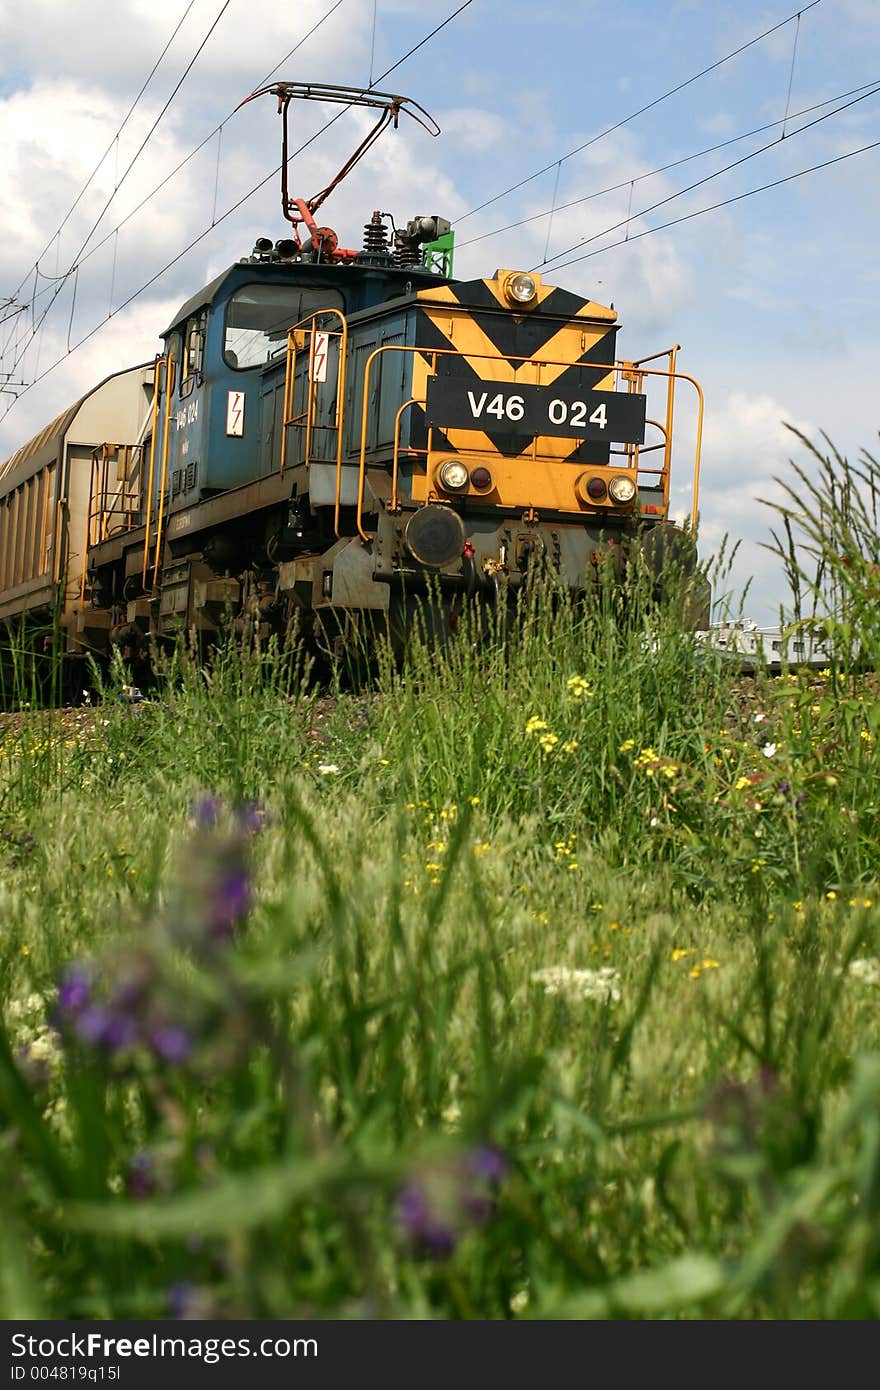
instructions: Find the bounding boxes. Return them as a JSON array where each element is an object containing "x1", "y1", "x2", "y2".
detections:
[{"x1": 223, "y1": 284, "x2": 344, "y2": 370}]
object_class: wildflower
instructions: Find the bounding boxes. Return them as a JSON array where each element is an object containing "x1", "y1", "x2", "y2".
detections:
[
  {"x1": 701, "y1": 958, "x2": 720, "y2": 970},
  {"x1": 761, "y1": 743, "x2": 777, "y2": 759},
  {"x1": 538, "y1": 732, "x2": 559, "y2": 753},
  {"x1": 735, "y1": 776, "x2": 752, "y2": 791},
  {"x1": 562, "y1": 740, "x2": 579, "y2": 754},
  {"x1": 127, "y1": 1152, "x2": 156, "y2": 1199},
  {"x1": 531, "y1": 966, "x2": 621, "y2": 1004},
  {"x1": 566, "y1": 675, "x2": 593, "y2": 700},
  {"x1": 525, "y1": 717, "x2": 548, "y2": 735},
  {"x1": 238, "y1": 802, "x2": 269, "y2": 833},
  {"x1": 826, "y1": 890, "x2": 838, "y2": 902},
  {"x1": 316, "y1": 762, "x2": 340, "y2": 776},
  {"x1": 206, "y1": 865, "x2": 252, "y2": 939},
  {"x1": 753, "y1": 712, "x2": 766, "y2": 724},
  {"x1": 149, "y1": 1024, "x2": 192, "y2": 1065},
  {"x1": 848, "y1": 958, "x2": 880, "y2": 987},
  {"x1": 190, "y1": 795, "x2": 223, "y2": 829},
  {"x1": 56, "y1": 965, "x2": 92, "y2": 1019},
  {"x1": 751, "y1": 859, "x2": 766, "y2": 874},
  {"x1": 619, "y1": 738, "x2": 635, "y2": 753},
  {"x1": 510, "y1": 1289, "x2": 530, "y2": 1315},
  {"x1": 20, "y1": 944, "x2": 29, "y2": 957},
  {"x1": 394, "y1": 1145, "x2": 508, "y2": 1258},
  {"x1": 468, "y1": 795, "x2": 480, "y2": 806}
]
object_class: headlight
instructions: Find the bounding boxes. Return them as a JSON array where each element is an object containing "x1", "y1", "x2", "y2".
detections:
[
  {"x1": 438, "y1": 459, "x2": 469, "y2": 491},
  {"x1": 608, "y1": 474, "x2": 637, "y2": 504},
  {"x1": 504, "y1": 272, "x2": 538, "y2": 306}
]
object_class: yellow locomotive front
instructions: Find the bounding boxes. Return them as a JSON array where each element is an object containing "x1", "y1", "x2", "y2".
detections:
[{"x1": 307, "y1": 264, "x2": 707, "y2": 621}]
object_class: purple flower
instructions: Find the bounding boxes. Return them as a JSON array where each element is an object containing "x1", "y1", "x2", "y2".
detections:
[
  {"x1": 466, "y1": 1145, "x2": 509, "y2": 1186},
  {"x1": 57, "y1": 965, "x2": 92, "y2": 1017},
  {"x1": 238, "y1": 802, "x2": 269, "y2": 835},
  {"x1": 74, "y1": 1006, "x2": 114, "y2": 1047},
  {"x1": 127, "y1": 1151, "x2": 155, "y2": 1199},
  {"x1": 74, "y1": 1005, "x2": 137, "y2": 1052},
  {"x1": 394, "y1": 1147, "x2": 509, "y2": 1258},
  {"x1": 149, "y1": 1024, "x2": 192, "y2": 1065},
  {"x1": 394, "y1": 1180, "x2": 457, "y2": 1257},
  {"x1": 206, "y1": 865, "x2": 252, "y2": 938},
  {"x1": 190, "y1": 795, "x2": 223, "y2": 829}
]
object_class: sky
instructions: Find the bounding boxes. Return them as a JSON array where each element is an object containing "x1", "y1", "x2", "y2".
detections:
[{"x1": 1, "y1": 0, "x2": 878, "y2": 623}]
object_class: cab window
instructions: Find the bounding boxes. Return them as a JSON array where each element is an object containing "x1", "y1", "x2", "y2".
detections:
[
  {"x1": 181, "y1": 309, "x2": 207, "y2": 393},
  {"x1": 223, "y1": 285, "x2": 343, "y2": 370}
]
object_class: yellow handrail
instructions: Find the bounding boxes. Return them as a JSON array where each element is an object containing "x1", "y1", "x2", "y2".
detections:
[
  {"x1": 355, "y1": 344, "x2": 704, "y2": 541},
  {"x1": 151, "y1": 358, "x2": 176, "y2": 581},
  {"x1": 142, "y1": 357, "x2": 165, "y2": 587},
  {"x1": 279, "y1": 308, "x2": 348, "y2": 517}
]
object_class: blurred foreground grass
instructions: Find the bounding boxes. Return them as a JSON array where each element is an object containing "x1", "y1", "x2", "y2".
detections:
[{"x1": 2, "y1": 439, "x2": 880, "y2": 1319}]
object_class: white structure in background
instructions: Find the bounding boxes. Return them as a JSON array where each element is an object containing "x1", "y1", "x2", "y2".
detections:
[{"x1": 693, "y1": 618, "x2": 833, "y2": 673}]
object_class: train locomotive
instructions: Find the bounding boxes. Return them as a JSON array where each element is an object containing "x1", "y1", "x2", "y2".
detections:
[{"x1": 0, "y1": 84, "x2": 708, "y2": 692}]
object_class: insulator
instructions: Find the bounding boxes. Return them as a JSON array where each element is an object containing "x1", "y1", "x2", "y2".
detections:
[
  {"x1": 393, "y1": 230, "x2": 420, "y2": 268},
  {"x1": 362, "y1": 211, "x2": 389, "y2": 254}
]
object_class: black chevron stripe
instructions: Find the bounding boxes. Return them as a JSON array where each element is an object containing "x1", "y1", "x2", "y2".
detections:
[{"x1": 413, "y1": 309, "x2": 619, "y2": 460}]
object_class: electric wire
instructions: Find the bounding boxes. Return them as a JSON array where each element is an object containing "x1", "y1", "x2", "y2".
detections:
[
  {"x1": 456, "y1": 0, "x2": 822, "y2": 224},
  {"x1": 541, "y1": 137, "x2": 880, "y2": 274},
  {"x1": 6, "y1": 0, "x2": 199, "y2": 306},
  {"x1": 455, "y1": 79, "x2": 879, "y2": 250},
  {"x1": 4, "y1": 0, "x2": 237, "y2": 384},
  {"x1": 534, "y1": 79, "x2": 880, "y2": 271},
  {"x1": 0, "y1": 0, "x2": 474, "y2": 421}
]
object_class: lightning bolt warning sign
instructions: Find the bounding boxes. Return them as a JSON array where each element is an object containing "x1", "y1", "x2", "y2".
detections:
[
  {"x1": 311, "y1": 331, "x2": 329, "y2": 383},
  {"x1": 226, "y1": 390, "x2": 245, "y2": 437}
]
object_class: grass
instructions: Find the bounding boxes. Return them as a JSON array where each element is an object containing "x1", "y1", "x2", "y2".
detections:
[{"x1": 1, "y1": 442, "x2": 880, "y2": 1319}]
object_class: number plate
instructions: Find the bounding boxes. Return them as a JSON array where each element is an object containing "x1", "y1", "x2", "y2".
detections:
[{"x1": 425, "y1": 377, "x2": 646, "y2": 443}]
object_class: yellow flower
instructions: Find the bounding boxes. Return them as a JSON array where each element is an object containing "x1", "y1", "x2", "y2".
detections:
[
  {"x1": 634, "y1": 747, "x2": 658, "y2": 766},
  {"x1": 562, "y1": 740, "x2": 579, "y2": 754},
  {"x1": 619, "y1": 738, "x2": 635, "y2": 753},
  {"x1": 826, "y1": 890, "x2": 837, "y2": 901},
  {"x1": 468, "y1": 795, "x2": 480, "y2": 806},
  {"x1": 473, "y1": 842, "x2": 491, "y2": 855},
  {"x1": 751, "y1": 858, "x2": 766, "y2": 873},
  {"x1": 20, "y1": 944, "x2": 30, "y2": 957},
  {"x1": 538, "y1": 732, "x2": 559, "y2": 753},
  {"x1": 689, "y1": 965, "x2": 703, "y2": 980},
  {"x1": 525, "y1": 716, "x2": 548, "y2": 735},
  {"x1": 379, "y1": 758, "x2": 390, "y2": 766},
  {"x1": 660, "y1": 763, "x2": 677, "y2": 780},
  {"x1": 671, "y1": 948, "x2": 695, "y2": 961},
  {"x1": 735, "y1": 776, "x2": 751, "y2": 791},
  {"x1": 701, "y1": 958, "x2": 720, "y2": 970},
  {"x1": 566, "y1": 675, "x2": 593, "y2": 700},
  {"x1": 568, "y1": 860, "x2": 579, "y2": 871},
  {"x1": 609, "y1": 921, "x2": 620, "y2": 932}
]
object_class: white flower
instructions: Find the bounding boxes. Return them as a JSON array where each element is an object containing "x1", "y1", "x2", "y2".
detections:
[
  {"x1": 510, "y1": 1289, "x2": 530, "y2": 1314},
  {"x1": 761, "y1": 742, "x2": 778, "y2": 758},
  {"x1": 848, "y1": 957, "x2": 880, "y2": 987},
  {"x1": 753, "y1": 712, "x2": 766, "y2": 723},
  {"x1": 316, "y1": 762, "x2": 340, "y2": 776},
  {"x1": 531, "y1": 966, "x2": 621, "y2": 1004}
]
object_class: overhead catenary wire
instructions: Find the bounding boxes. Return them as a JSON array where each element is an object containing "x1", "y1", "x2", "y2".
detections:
[
  {"x1": 534, "y1": 78, "x2": 880, "y2": 272},
  {"x1": 6, "y1": 0, "x2": 200, "y2": 307},
  {"x1": 540, "y1": 137, "x2": 880, "y2": 274},
  {"x1": 3, "y1": 0, "x2": 237, "y2": 386},
  {"x1": 0, "y1": 0, "x2": 474, "y2": 423},
  {"x1": 454, "y1": 78, "x2": 880, "y2": 251},
  {"x1": 456, "y1": 0, "x2": 822, "y2": 224}
]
